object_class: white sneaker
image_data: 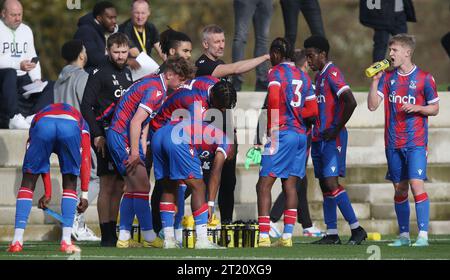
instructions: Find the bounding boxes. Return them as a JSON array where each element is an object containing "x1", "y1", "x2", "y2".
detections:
[
  {"x1": 9, "y1": 114, "x2": 30, "y2": 130},
  {"x1": 163, "y1": 237, "x2": 181, "y2": 249},
  {"x1": 25, "y1": 114, "x2": 35, "y2": 125},
  {"x1": 72, "y1": 213, "x2": 85, "y2": 233},
  {"x1": 195, "y1": 239, "x2": 225, "y2": 249},
  {"x1": 72, "y1": 225, "x2": 101, "y2": 241},
  {"x1": 303, "y1": 224, "x2": 324, "y2": 237},
  {"x1": 269, "y1": 221, "x2": 282, "y2": 238}
]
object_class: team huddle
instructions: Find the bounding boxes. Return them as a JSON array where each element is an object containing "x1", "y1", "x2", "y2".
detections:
[{"x1": 7, "y1": 31, "x2": 439, "y2": 253}]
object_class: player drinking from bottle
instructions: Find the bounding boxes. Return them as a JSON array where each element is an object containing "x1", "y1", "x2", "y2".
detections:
[{"x1": 368, "y1": 34, "x2": 439, "y2": 247}]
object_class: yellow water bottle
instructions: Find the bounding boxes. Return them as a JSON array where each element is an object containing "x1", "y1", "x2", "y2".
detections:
[
  {"x1": 252, "y1": 222, "x2": 259, "y2": 248},
  {"x1": 365, "y1": 59, "x2": 390, "y2": 77},
  {"x1": 207, "y1": 214, "x2": 219, "y2": 244},
  {"x1": 132, "y1": 216, "x2": 141, "y2": 243},
  {"x1": 226, "y1": 224, "x2": 235, "y2": 248},
  {"x1": 182, "y1": 215, "x2": 195, "y2": 248}
]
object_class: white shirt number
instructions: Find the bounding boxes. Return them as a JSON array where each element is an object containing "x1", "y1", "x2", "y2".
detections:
[{"x1": 290, "y1": 79, "x2": 303, "y2": 108}]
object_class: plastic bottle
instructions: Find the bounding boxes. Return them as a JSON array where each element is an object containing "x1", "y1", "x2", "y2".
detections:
[
  {"x1": 365, "y1": 59, "x2": 390, "y2": 77},
  {"x1": 207, "y1": 213, "x2": 219, "y2": 244},
  {"x1": 182, "y1": 215, "x2": 195, "y2": 248},
  {"x1": 132, "y1": 216, "x2": 141, "y2": 243}
]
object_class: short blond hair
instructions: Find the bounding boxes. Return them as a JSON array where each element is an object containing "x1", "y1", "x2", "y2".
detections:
[{"x1": 389, "y1": 34, "x2": 416, "y2": 53}]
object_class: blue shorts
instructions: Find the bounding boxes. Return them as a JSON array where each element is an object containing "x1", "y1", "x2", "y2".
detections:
[
  {"x1": 311, "y1": 129, "x2": 347, "y2": 179},
  {"x1": 151, "y1": 124, "x2": 203, "y2": 181},
  {"x1": 106, "y1": 129, "x2": 144, "y2": 176},
  {"x1": 146, "y1": 128, "x2": 155, "y2": 147},
  {"x1": 23, "y1": 117, "x2": 81, "y2": 175},
  {"x1": 260, "y1": 130, "x2": 307, "y2": 179},
  {"x1": 385, "y1": 146, "x2": 427, "y2": 183}
]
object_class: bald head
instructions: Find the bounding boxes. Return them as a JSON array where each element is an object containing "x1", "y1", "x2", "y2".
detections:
[
  {"x1": 131, "y1": 0, "x2": 150, "y2": 28},
  {"x1": 2, "y1": 0, "x2": 23, "y2": 30}
]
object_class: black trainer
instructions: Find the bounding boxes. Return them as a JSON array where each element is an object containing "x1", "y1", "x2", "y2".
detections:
[
  {"x1": 346, "y1": 226, "x2": 367, "y2": 245},
  {"x1": 312, "y1": 234, "x2": 341, "y2": 245}
]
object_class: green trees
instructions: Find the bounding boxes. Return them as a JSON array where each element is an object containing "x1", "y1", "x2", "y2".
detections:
[{"x1": 17, "y1": 0, "x2": 448, "y2": 87}]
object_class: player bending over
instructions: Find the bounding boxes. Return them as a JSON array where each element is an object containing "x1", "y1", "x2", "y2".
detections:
[
  {"x1": 8, "y1": 103, "x2": 91, "y2": 254},
  {"x1": 107, "y1": 57, "x2": 195, "y2": 248},
  {"x1": 152, "y1": 119, "x2": 233, "y2": 249},
  {"x1": 149, "y1": 77, "x2": 236, "y2": 242}
]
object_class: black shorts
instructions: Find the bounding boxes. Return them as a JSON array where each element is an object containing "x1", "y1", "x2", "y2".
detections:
[{"x1": 94, "y1": 143, "x2": 121, "y2": 177}]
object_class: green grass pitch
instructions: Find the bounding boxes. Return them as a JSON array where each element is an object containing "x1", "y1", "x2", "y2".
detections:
[{"x1": 1, "y1": 235, "x2": 450, "y2": 260}]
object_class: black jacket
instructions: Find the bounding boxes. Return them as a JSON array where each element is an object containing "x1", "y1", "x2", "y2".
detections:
[
  {"x1": 119, "y1": 19, "x2": 160, "y2": 57},
  {"x1": 74, "y1": 13, "x2": 109, "y2": 72},
  {"x1": 80, "y1": 59, "x2": 133, "y2": 138},
  {"x1": 359, "y1": 0, "x2": 416, "y2": 30}
]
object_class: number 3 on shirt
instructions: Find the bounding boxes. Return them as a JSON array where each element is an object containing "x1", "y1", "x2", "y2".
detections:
[{"x1": 290, "y1": 79, "x2": 303, "y2": 108}]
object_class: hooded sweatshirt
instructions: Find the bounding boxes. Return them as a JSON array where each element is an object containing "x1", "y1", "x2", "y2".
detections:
[{"x1": 53, "y1": 64, "x2": 89, "y2": 111}]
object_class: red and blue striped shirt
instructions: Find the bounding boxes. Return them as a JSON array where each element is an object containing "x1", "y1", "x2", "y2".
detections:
[
  {"x1": 312, "y1": 62, "x2": 350, "y2": 142},
  {"x1": 267, "y1": 62, "x2": 315, "y2": 134},
  {"x1": 377, "y1": 66, "x2": 439, "y2": 148},
  {"x1": 110, "y1": 74, "x2": 167, "y2": 139},
  {"x1": 150, "y1": 76, "x2": 219, "y2": 132}
]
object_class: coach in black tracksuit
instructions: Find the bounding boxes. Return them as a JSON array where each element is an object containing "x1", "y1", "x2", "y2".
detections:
[
  {"x1": 193, "y1": 25, "x2": 270, "y2": 224},
  {"x1": 80, "y1": 33, "x2": 133, "y2": 247}
]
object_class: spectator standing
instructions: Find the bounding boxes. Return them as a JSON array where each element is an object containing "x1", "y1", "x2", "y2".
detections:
[
  {"x1": 359, "y1": 0, "x2": 416, "y2": 62},
  {"x1": 74, "y1": 1, "x2": 118, "y2": 73},
  {"x1": 119, "y1": 0, "x2": 165, "y2": 71},
  {"x1": 231, "y1": 0, "x2": 273, "y2": 91},
  {"x1": 280, "y1": 0, "x2": 325, "y2": 48}
]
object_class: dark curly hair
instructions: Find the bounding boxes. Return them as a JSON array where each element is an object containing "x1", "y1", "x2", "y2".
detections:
[
  {"x1": 210, "y1": 80, "x2": 237, "y2": 109},
  {"x1": 159, "y1": 27, "x2": 192, "y2": 57},
  {"x1": 270, "y1": 37, "x2": 294, "y2": 60}
]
